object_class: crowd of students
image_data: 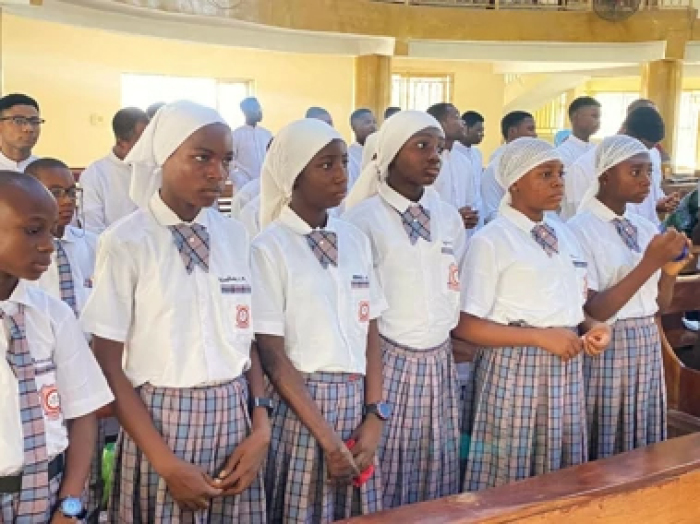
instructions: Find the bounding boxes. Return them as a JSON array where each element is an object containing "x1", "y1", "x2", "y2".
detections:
[{"x1": 0, "y1": 90, "x2": 691, "y2": 523}]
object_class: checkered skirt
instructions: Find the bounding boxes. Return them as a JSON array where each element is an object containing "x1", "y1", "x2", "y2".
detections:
[
  {"x1": 379, "y1": 336, "x2": 461, "y2": 509},
  {"x1": 1, "y1": 472, "x2": 62, "y2": 523},
  {"x1": 108, "y1": 378, "x2": 266, "y2": 524},
  {"x1": 463, "y1": 341, "x2": 588, "y2": 492},
  {"x1": 584, "y1": 316, "x2": 667, "y2": 460},
  {"x1": 265, "y1": 372, "x2": 382, "y2": 523}
]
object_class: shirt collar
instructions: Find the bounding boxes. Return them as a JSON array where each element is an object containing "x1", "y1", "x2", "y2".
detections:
[
  {"x1": 0, "y1": 279, "x2": 33, "y2": 310},
  {"x1": 564, "y1": 135, "x2": 590, "y2": 149},
  {"x1": 278, "y1": 205, "x2": 337, "y2": 235},
  {"x1": 0, "y1": 150, "x2": 35, "y2": 171},
  {"x1": 58, "y1": 225, "x2": 80, "y2": 243},
  {"x1": 500, "y1": 204, "x2": 550, "y2": 234},
  {"x1": 148, "y1": 191, "x2": 209, "y2": 228},
  {"x1": 585, "y1": 197, "x2": 631, "y2": 222},
  {"x1": 378, "y1": 182, "x2": 430, "y2": 214}
]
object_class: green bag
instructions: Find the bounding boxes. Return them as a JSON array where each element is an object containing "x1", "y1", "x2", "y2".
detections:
[{"x1": 102, "y1": 443, "x2": 115, "y2": 506}]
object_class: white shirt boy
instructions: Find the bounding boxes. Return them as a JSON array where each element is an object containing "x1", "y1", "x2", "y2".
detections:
[{"x1": 230, "y1": 125, "x2": 273, "y2": 187}]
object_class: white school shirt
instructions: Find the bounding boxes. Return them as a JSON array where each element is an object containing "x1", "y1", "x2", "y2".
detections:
[
  {"x1": 81, "y1": 193, "x2": 252, "y2": 388},
  {"x1": 347, "y1": 142, "x2": 364, "y2": 191},
  {"x1": 455, "y1": 143, "x2": 483, "y2": 175},
  {"x1": 230, "y1": 124, "x2": 273, "y2": 187},
  {"x1": 32, "y1": 226, "x2": 97, "y2": 315},
  {"x1": 251, "y1": 207, "x2": 387, "y2": 374},
  {"x1": 434, "y1": 146, "x2": 479, "y2": 211},
  {"x1": 240, "y1": 196, "x2": 261, "y2": 240},
  {"x1": 481, "y1": 147, "x2": 506, "y2": 224},
  {"x1": 230, "y1": 178, "x2": 261, "y2": 220},
  {"x1": 568, "y1": 198, "x2": 660, "y2": 321},
  {"x1": 0, "y1": 151, "x2": 38, "y2": 172},
  {"x1": 0, "y1": 280, "x2": 113, "y2": 475},
  {"x1": 461, "y1": 205, "x2": 587, "y2": 328},
  {"x1": 343, "y1": 184, "x2": 466, "y2": 349},
  {"x1": 557, "y1": 136, "x2": 595, "y2": 219},
  {"x1": 78, "y1": 151, "x2": 138, "y2": 234}
]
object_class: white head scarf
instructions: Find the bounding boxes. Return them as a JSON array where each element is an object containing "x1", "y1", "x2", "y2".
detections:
[
  {"x1": 497, "y1": 137, "x2": 562, "y2": 210},
  {"x1": 578, "y1": 135, "x2": 649, "y2": 212},
  {"x1": 361, "y1": 132, "x2": 379, "y2": 171},
  {"x1": 126, "y1": 100, "x2": 227, "y2": 209},
  {"x1": 344, "y1": 111, "x2": 443, "y2": 210},
  {"x1": 259, "y1": 118, "x2": 342, "y2": 229}
]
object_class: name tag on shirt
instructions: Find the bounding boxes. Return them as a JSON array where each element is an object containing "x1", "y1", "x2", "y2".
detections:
[
  {"x1": 221, "y1": 283, "x2": 252, "y2": 294},
  {"x1": 351, "y1": 275, "x2": 370, "y2": 290},
  {"x1": 441, "y1": 241, "x2": 454, "y2": 256},
  {"x1": 572, "y1": 260, "x2": 588, "y2": 268}
]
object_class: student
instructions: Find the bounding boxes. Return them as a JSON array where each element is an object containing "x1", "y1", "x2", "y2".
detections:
[
  {"x1": 557, "y1": 97, "x2": 600, "y2": 168},
  {"x1": 454, "y1": 137, "x2": 610, "y2": 491},
  {"x1": 458, "y1": 111, "x2": 485, "y2": 178},
  {"x1": 383, "y1": 106, "x2": 401, "y2": 120},
  {"x1": 428, "y1": 103, "x2": 480, "y2": 234},
  {"x1": 306, "y1": 106, "x2": 334, "y2": 127},
  {"x1": 568, "y1": 135, "x2": 688, "y2": 459},
  {"x1": 79, "y1": 107, "x2": 150, "y2": 234},
  {"x1": 81, "y1": 101, "x2": 269, "y2": 523},
  {"x1": 344, "y1": 110, "x2": 464, "y2": 508},
  {"x1": 0, "y1": 94, "x2": 42, "y2": 172},
  {"x1": 0, "y1": 171, "x2": 113, "y2": 523},
  {"x1": 348, "y1": 109, "x2": 378, "y2": 190},
  {"x1": 481, "y1": 111, "x2": 537, "y2": 223},
  {"x1": 252, "y1": 118, "x2": 386, "y2": 522},
  {"x1": 231, "y1": 97, "x2": 273, "y2": 189}
]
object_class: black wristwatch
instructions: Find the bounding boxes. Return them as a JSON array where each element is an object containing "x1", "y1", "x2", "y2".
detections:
[
  {"x1": 251, "y1": 397, "x2": 275, "y2": 416},
  {"x1": 364, "y1": 402, "x2": 391, "y2": 421},
  {"x1": 57, "y1": 496, "x2": 86, "y2": 519}
]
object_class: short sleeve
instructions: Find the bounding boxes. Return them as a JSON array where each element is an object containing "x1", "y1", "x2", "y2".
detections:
[
  {"x1": 250, "y1": 241, "x2": 286, "y2": 336},
  {"x1": 446, "y1": 205, "x2": 468, "y2": 267},
  {"x1": 460, "y1": 234, "x2": 498, "y2": 318},
  {"x1": 362, "y1": 233, "x2": 388, "y2": 319},
  {"x1": 568, "y1": 222, "x2": 600, "y2": 292}
]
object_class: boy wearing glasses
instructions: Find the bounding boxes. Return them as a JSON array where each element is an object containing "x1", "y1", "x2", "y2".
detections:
[{"x1": 0, "y1": 94, "x2": 43, "y2": 172}]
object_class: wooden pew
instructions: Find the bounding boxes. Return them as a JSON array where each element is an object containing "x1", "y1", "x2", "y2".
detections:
[{"x1": 347, "y1": 433, "x2": 700, "y2": 523}]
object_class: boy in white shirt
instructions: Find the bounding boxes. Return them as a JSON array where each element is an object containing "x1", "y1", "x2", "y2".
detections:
[
  {"x1": 458, "y1": 110, "x2": 485, "y2": 177},
  {"x1": 344, "y1": 111, "x2": 465, "y2": 508},
  {"x1": 347, "y1": 109, "x2": 378, "y2": 191},
  {"x1": 568, "y1": 135, "x2": 688, "y2": 459},
  {"x1": 252, "y1": 118, "x2": 387, "y2": 522},
  {"x1": 453, "y1": 138, "x2": 610, "y2": 491},
  {"x1": 0, "y1": 171, "x2": 113, "y2": 523},
  {"x1": 0, "y1": 94, "x2": 41, "y2": 173},
  {"x1": 230, "y1": 97, "x2": 273, "y2": 189},
  {"x1": 81, "y1": 101, "x2": 269, "y2": 523}
]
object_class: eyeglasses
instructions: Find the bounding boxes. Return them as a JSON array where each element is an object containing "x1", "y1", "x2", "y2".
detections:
[
  {"x1": 49, "y1": 187, "x2": 82, "y2": 200},
  {"x1": 0, "y1": 116, "x2": 45, "y2": 128}
]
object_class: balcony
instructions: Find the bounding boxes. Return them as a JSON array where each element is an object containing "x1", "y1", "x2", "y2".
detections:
[{"x1": 372, "y1": 0, "x2": 690, "y2": 11}]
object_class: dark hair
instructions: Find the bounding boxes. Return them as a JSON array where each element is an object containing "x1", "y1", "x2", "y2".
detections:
[
  {"x1": 625, "y1": 106, "x2": 665, "y2": 144},
  {"x1": 462, "y1": 111, "x2": 484, "y2": 127},
  {"x1": 384, "y1": 106, "x2": 401, "y2": 119},
  {"x1": 350, "y1": 108, "x2": 372, "y2": 125},
  {"x1": 306, "y1": 106, "x2": 330, "y2": 119},
  {"x1": 426, "y1": 103, "x2": 454, "y2": 123},
  {"x1": 146, "y1": 102, "x2": 166, "y2": 119},
  {"x1": 500, "y1": 111, "x2": 533, "y2": 140},
  {"x1": 112, "y1": 107, "x2": 149, "y2": 142},
  {"x1": 25, "y1": 157, "x2": 69, "y2": 178},
  {"x1": 627, "y1": 98, "x2": 655, "y2": 114},
  {"x1": 240, "y1": 97, "x2": 260, "y2": 111},
  {"x1": 568, "y1": 96, "x2": 601, "y2": 118},
  {"x1": 0, "y1": 94, "x2": 39, "y2": 114}
]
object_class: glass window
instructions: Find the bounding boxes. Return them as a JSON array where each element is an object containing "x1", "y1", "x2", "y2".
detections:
[{"x1": 391, "y1": 73, "x2": 453, "y2": 111}]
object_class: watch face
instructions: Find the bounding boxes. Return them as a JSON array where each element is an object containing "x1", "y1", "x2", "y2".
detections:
[
  {"x1": 61, "y1": 497, "x2": 83, "y2": 517},
  {"x1": 377, "y1": 403, "x2": 391, "y2": 419}
]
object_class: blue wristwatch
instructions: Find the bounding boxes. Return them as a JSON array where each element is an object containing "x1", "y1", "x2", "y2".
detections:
[{"x1": 58, "y1": 496, "x2": 85, "y2": 519}]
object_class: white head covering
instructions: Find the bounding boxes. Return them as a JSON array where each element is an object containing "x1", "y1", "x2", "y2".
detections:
[
  {"x1": 578, "y1": 135, "x2": 649, "y2": 212},
  {"x1": 361, "y1": 132, "x2": 379, "y2": 171},
  {"x1": 259, "y1": 118, "x2": 342, "y2": 229},
  {"x1": 126, "y1": 100, "x2": 227, "y2": 209},
  {"x1": 497, "y1": 137, "x2": 562, "y2": 210},
  {"x1": 344, "y1": 111, "x2": 443, "y2": 210}
]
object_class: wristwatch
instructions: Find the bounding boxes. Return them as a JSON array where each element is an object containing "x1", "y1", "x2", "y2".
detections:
[
  {"x1": 57, "y1": 496, "x2": 86, "y2": 519},
  {"x1": 364, "y1": 402, "x2": 391, "y2": 421},
  {"x1": 251, "y1": 397, "x2": 275, "y2": 415}
]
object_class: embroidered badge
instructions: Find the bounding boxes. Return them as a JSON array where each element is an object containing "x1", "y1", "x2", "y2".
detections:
[
  {"x1": 448, "y1": 263, "x2": 460, "y2": 291},
  {"x1": 358, "y1": 301, "x2": 370, "y2": 322},
  {"x1": 40, "y1": 384, "x2": 61, "y2": 421},
  {"x1": 236, "y1": 305, "x2": 250, "y2": 329}
]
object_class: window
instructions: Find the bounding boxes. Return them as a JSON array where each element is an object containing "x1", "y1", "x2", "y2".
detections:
[
  {"x1": 590, "y1": 91, "x2": 639, "y2": 139},
  {"x1": 120, "y1": 74, "x2": 252, "y2": 128},
  {"x1": 676, "y1": 91, "x2": 700, "y2": 170},
  {"x1": 534, "y1": 93, "x2": 566, "y2": 141},
  {"x1": 391, "y1": 73, "x2": 453, "y2": 111}
]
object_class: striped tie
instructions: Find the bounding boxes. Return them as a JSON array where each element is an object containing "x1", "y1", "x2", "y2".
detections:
[
  {"x1": 531, "y1": 223, "x2": 559, "y2": 256},
  {"x1": 400, "y1": 204, "x2": 431, "y2": 245},
  {"x1": 612, "y1": 217, "x2": 641, "y2": 252},
  {"x1": 306, "y1": 230, "x2": 338, "y2": 269},
  {"x1": 2, "y1": 305, "x2": 51, "y2": 521},
  {"x1": 169, "y1": 224, "x2": 210, "y2": 274},
  {"x1": 54, "y1": 239, "x2": 78, "y2": 317}
]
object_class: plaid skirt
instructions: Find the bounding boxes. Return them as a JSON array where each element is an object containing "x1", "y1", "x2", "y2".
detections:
[
  {"x1": 108, "y1": 378, "x2": 266, "y2": 524},
  {"x1": 265, "y1": 372, "x2": 382, "y2": 524},
  {"x1": 379, "y1": 336, "x2": 460, "y2": 509},
  {"x1": 1, "y1": 472, "x2": 62, "y2": 523},
  {"x1": 585, "y1": 316, "x2": 667, "y2": 460},
  {"x1": 463, "y1": 341, "x2": 587, "y2": 492}
]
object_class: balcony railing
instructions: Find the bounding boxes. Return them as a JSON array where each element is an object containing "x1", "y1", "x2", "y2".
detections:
[{"x1": 372, "y1": 0, "x2": 689, "y2": 10}]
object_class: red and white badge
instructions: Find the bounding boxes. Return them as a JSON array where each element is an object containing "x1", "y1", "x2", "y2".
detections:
[
  {"x1": 448, "y1": 263, "x2": 460, "y2": 291},
  {"x1": 236, "y1": 305, "x2": 250, "y2": 329},
  {"x1": 40, "y1": 384, "x2": 61, "y2": 421},
  {"x1": 358, "y1": 301, "x2": 370, "y2": 322}
]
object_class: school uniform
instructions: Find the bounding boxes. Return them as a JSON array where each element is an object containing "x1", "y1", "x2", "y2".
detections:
[
  {"x1": 251, "y1": 206, "x2": 387, "y2": 523},
  {"x1": 81, "y1": 192, "x2": 266, "y2": 523},
  {"x1": 455, "y1": 143, "x2": 483, "y2": 178},
  {"x1": 480, "y1": 146, "x2": 506, "y2": 223},
  {"x1": 461, "y1": 204, "x2": 588, "y2": 491},
  {"x1": 230, "y1": 178, "x2": 261, "y2": 220},
  {"x1": 348, "y1": 142, "x2": 364, "y2": 190},
  {"x1": 0, "y1": 280, "x2": 113, "y2": 523},
  {"x1": 240, "y1": 196, "x2": 261, "y2": 240},
  {"x1": 79, "y1": 152, "x2": 138, "y2": 234},
  {"x1": 231, "y1": 124, "x2": 273, "y2": 188},
  {"x1": 434, "y1": 146, "x2": 482, "y2": 238},
  {"x1": 0, "y1": 151, "x2": 38, "y2": 173},
  {"x1": 568, "y1": 198, "x2": 666, "y2": 458},
  {"x1": 343, "y1": 183, "x2": 464, "y2": 508}
]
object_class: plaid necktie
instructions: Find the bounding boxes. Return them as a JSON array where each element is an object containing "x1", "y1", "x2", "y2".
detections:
[
  {"x1": 612, "y1": 217, "x2": 641, "y2": 252},
  {"x1": 169, "y1": 224, "x2": 210, "y2": 274},
  {"x1": 2, "y1": 305, "x2": 51, "y2": 520},
  {"x1": 306, "y1": 230, "x2": 338, "y2": 269},
  {"x1": 54, "y1": 239, "x2": 78, "y2": 317},
  {"x1": 531, "y1": 223, "x2": 559, "y2": 256},
  {"x1": 400, "y1": 204, "x2": 431, "y2": 245}
]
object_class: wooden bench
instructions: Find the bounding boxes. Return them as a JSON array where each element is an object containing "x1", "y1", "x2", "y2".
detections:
[{"x1": 348, "y1": 433, "x2": 700, "y2": 523}]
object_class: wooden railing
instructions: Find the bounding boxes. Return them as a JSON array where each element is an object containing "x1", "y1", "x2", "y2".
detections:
[{"x1": 372, "y1": 0, "x2": 690, "y2": 10}]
